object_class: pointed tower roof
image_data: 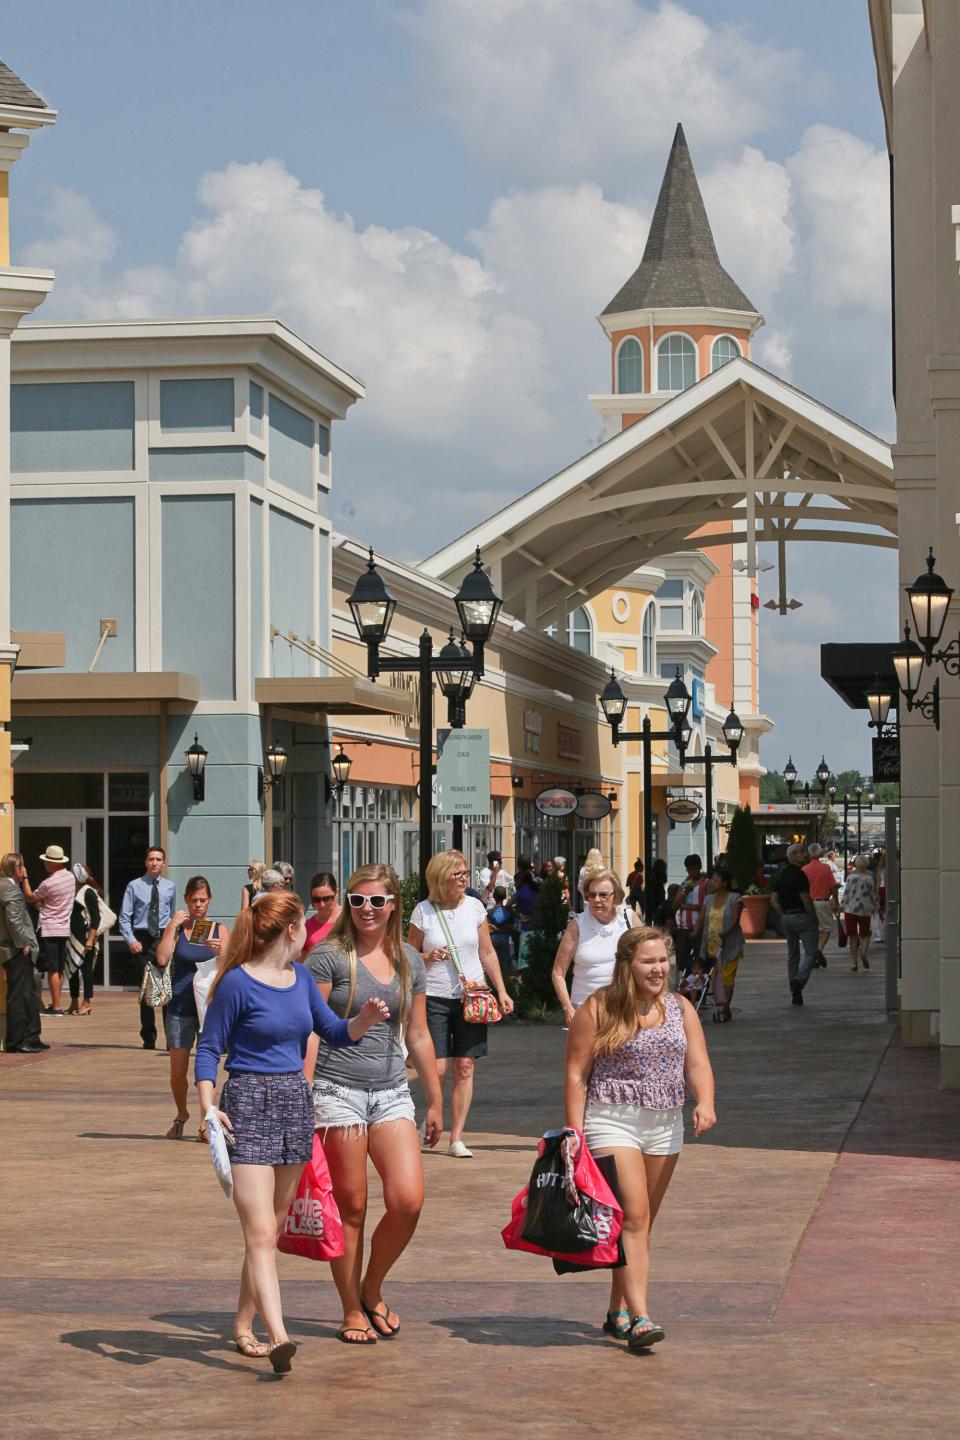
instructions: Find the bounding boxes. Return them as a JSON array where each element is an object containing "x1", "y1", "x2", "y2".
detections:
[{"x1": 602, "y1": 123, "x2": 756, "y2": 316}]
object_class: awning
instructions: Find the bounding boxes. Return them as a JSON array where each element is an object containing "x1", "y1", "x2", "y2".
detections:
[
  {"x1": 13, "y1": 671, "x2": 200, "y2": 703},
  {"x1": 11, "y1": 630, "x2": 66, "y2": 670},
  {"x1": 820, "y1": 642, "x2": 900, "y2": 713},
  {"x1": 255, "y1": 675, "x2": 414, "y2": 719}
]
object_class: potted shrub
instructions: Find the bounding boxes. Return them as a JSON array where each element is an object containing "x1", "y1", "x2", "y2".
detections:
[{"x1": 726, "y1": 806, "x2": 769, "y2": 938}]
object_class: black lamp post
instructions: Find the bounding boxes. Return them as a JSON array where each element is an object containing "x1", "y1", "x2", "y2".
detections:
[
  {"x1": 853, "y1": 782, "x2": 864, "y2": 854},
  {"x1": 599, "y1": 667, "x2": 692, "y2": 920},
  {"x1": 676, "y1": 707, "x2": 743, "y2": 871},
  {"x1": 185, "y1": 733, "x2": 208, "y2": 803},
  {"x1": 437, "y1": 630, "x2": 478, "y2": 852},
  {"x1": 783, "y1": 755, "x2": 798, "y2": 794},
  {"x1": 347, "y1": 547, "x2": 501, "y2": 896}
]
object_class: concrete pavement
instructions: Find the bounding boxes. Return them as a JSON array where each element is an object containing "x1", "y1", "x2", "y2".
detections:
[{"x1": 1, "y1": 936, "x2": 958, "y2": 1438}]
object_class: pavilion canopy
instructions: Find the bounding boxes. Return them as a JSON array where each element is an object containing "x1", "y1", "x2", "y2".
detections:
[{"x1": 422, "y1": 357, "x2": 894, "y2": 629}]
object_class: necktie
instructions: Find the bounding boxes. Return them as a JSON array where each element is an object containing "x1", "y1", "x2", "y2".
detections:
[{"x1": 148, "y1": 877, "x2": 160, "y2": 938}]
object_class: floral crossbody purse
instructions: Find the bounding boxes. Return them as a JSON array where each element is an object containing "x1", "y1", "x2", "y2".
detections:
[{"x1": 434, "y1": 907, "x2": 502, "y2": 1025}]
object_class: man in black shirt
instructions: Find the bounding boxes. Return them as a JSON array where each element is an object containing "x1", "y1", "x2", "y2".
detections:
[{"x1": 771, "y1": 843, "x2": 819, "y2": 1005}]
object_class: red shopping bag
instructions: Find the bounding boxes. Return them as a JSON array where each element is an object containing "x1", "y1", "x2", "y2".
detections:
[
  {"x1": 501, "y1": 1127, "x2": 622, "y2": 1267},
  {"x1": 277, "y1": 1133, "x2": 344, "y2": 1261}
]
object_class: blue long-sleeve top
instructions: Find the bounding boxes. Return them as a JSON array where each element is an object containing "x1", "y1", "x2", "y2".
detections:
[{"x1": 195, "y1": 963, "x2": 354, "y2": 1084}]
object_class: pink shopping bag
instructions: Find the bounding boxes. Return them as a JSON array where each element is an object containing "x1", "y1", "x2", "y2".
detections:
[
  {"x1": 278, "y1": 1133, "x2": 345, "y2": 1261},
  {"x1": 501, "y1": 1127, "x2": 623, "y2": 1267}
]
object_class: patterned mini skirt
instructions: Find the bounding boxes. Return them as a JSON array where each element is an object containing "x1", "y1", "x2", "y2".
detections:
[{"x1": 220, "y1": 1071, "x2": 314, "y2": 1167}]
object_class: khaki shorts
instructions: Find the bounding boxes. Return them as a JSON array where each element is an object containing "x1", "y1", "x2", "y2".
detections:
[{"x1": 813, "y1": 899, "x2": 835, "y2": 931}]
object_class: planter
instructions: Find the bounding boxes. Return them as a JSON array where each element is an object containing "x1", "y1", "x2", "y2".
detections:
[{"x1": 740, "y1": 893, "x2": 770, "y2": 940}]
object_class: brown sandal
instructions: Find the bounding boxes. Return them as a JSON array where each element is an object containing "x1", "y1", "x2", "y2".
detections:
[{"x1": 165, "y1": 1117, "x2": 188, "y2": 1140}]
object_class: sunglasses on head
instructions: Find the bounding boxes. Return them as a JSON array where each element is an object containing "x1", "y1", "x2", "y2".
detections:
[{"x1": 346, "y1": 893, "x2": 393, "y2": 910}]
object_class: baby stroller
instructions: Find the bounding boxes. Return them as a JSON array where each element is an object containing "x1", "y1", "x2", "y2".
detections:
[{"x1": 678, "y1": 957, "x2": 715, "y2": 1020}]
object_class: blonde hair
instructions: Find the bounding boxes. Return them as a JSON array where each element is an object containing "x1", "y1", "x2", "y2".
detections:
[
  {"x1": 578, "y1": 847, "x2": 607, "y2": 896},
  {"x1": 246, "y1": 859, "x2": 266, "y2": 886},
  {"x1": 582, "y1": 867, "x2": 625, "y2": 906},
  {"x1": 326, "y1": 864, "x2": 411, "y2": 1026},
  {"x1": 209, "y1": 891, "x2": 303, "y2": 1005},
  {"x1": 426, "y1": 849, "x2": 469, "y2": 905},
  {"x1": 593, "y1": 927, "x2": 671, "y2": 1057}
]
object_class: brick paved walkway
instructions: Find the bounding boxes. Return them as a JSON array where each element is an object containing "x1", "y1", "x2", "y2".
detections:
[{"x1": 2, "y1": 937, "x2": 957, "y2": 1438}]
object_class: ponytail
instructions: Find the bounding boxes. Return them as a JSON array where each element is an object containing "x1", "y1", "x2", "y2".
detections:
[{"x1": 207, "y1": 890, "x2": 304, "y2": 1004}]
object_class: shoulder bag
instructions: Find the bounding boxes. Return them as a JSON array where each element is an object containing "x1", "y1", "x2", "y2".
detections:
[
  {"x1": 139, "y1": 957, "x2": 172, "y2": 1008},
  {"x1": 435, "y1": 905, "x2": 502, "y2": 1025}
]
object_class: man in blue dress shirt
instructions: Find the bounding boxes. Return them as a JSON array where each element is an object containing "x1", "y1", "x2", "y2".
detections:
[{"x1": 119, "y1": 846, "x2": 176, "y2": 1050}]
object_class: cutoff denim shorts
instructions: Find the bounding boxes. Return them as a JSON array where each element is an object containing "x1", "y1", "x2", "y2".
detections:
[
  {"x1": 163, "y1": 1009, "x2": 199, "y2": 1050},
  {"x1": 584, "y1": 1100, "x2": 684, "y2": 1156},
  {"x1": 312, "y1": 1078, "x2": 416, "y2": 1136}
]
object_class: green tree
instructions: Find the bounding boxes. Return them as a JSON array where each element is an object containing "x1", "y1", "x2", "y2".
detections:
[
  {"x1": 399, "y1": 874, "x2": 420, "y2": 933},
  {"x1": 726, "y1": 805, "x2": 762, "y2": 893},
  {"x1": 517, "y1": 876, "x2": 568, "y2": 1016},
  {"x1": 760, "y1": 771, "x2": 789, "y2": 802}
]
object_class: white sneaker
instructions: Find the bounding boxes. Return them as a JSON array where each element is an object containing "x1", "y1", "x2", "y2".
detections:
[{"x1": 447, "y1": 1140, "x2": 474, "y2": 1159}]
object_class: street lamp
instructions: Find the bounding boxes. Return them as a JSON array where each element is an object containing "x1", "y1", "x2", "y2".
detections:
[
  {"x1": 185, "y1": 733, "x2": 208, "y2": 803},
  {"x1": 347, "y1": 546, "x2": 500, "y2": 895},
  {"x1": 677, "y1": 706, "x2": 742, "y2": 871},
  {"x1": 892, "y1": 621, "x2": 940, "y2": 729},
  {"x1": 906, "y1": 547, "x2": 953, "y2": 664},
  {"x1": 783, "y1": 756, "x2": 798, "y2": 794},
  {"x1": 331, "y1": 745, "x2": 353, "y2": 792},
  {"x1": 257, "y1": 741, "x2": 288, "y2": 802},
  {"x1": 815, "y1": 756, "x2": 831, "y2": 791},
  {"x1": 598, "y1": 668, "x2": 691, "y2": 920},
  {"x1": 437, "y1": 629, "x2": 478, "y2": 850}
]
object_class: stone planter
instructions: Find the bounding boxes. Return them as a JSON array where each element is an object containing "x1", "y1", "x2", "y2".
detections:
[{"x1": 740, "y1": 893, "x2": 771, "y2": 940}]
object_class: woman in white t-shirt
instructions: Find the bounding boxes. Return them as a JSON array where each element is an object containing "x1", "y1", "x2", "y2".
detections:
[
  {"x1": 552, "y1": 868, "x2": 636, "y2": 1025},
  {"x1": 408, "y1": 849, "x2": 514, "y2": 1158}
]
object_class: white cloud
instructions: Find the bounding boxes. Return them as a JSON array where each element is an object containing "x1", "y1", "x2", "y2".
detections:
[
  {"x1": 786, "y1": 123, "x2": 890, "y2": 313},
  {"x1": 402, "y1": 0, "x2": 804, "y2": 186},
  {"x1": 701, "y1": 146, "x2": 794, "y2": 310}
]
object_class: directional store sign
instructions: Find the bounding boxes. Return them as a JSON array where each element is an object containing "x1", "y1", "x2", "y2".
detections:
[{"x1": 435, "y1": 728, "x2": 491, "y2": 817}]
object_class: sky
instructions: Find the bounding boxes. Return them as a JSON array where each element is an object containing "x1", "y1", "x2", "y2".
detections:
[{"x1": 3, "y1": 0, "x2": 897, "y2": 779}]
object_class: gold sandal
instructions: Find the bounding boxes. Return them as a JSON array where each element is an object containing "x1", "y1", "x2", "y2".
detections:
[{"x1": 234, "y1": 1332, "x2": 268, "y2": 1358}]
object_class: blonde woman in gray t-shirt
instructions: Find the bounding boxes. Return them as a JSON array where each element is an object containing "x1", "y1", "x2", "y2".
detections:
[{"x1": 304, "y1": 863, "x2": 442, "y2": 1346}]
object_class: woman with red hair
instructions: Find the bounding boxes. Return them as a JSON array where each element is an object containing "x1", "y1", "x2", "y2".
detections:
[{"x1": 196, "y1": 890, "x2": 388, "y2": 1374}]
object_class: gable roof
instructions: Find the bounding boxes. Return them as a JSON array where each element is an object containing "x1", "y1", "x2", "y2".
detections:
[
  {"x1": 0, "y1": 60, "x2": 48, "y2": 111},
  {"x1": 602, "y1": 123, "x2": 757, "y2": 317},
  {"x1": 422, "y1": 357, "x2": 894, "y2": 628}
]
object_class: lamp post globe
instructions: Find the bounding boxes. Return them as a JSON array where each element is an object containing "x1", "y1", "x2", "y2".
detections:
[
  {"x1": 827, "y1": 780, "x2": 837, "y2": 800},
  {"x1": 331, "y1": 747, "x2": 352, "y2": 789},
  {"x1": 892, "y1": 622, "x2": 926, "y2": 706},
  {"x1": 815, "y1": 756, "x2": 831, "y2": 790},
  {"x1": 347, "y1": 547, "x2": 397, "y2": 646},
  {"x1": 783, "y1": 755, "x2": 797, "y2": 793},
  {"x1": 867, "y1": 789, "x2": 875, "y2": 807},
  {"x1": 722, "y1": 708, "x2": 743, "y2": 752},
  {"x1": 266, "y1": 742, "x2": 288, "y2": 781},
  {"x1": 906, "y1": 547, "x2": 953, "y2": 660},
  {"x1": 599, "y1": 671, "x2": 628, "y2": 728},
  {"x1": 854, "y1": 782, "x2": 864, "y2": 798},
  {"x1": 185, "y1": 733, "x2": 208, "y2": 780},
  {"x1": 866, "y1": 676, "x2": 893, "y2": 728},
  {"x1": 453, "y1": 548, "x2": 502, "y2": 644},
  {"x1": 665, "y1": 670, "x2": 692, "y2": 730}
]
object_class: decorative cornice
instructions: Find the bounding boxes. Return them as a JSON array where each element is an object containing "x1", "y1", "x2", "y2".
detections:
[{"x1": 0, "y1": 269, "x2": 55, "y2": 337}]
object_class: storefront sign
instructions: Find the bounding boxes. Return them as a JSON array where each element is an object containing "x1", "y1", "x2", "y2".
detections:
[
  {"x1": 535, "y1": 787, "x2": 578, "y2": 818},
  {"x1": 691, "y1": 676, "x2": 705, "y2": 720},
  {"x1": 575, "y1": 791, "x2": 612, "y2": 820},
  {"x1": 435, "y1": 728, "x2": 491, "y2": 816},
  {"x1": 872, "y1": 735, "x2": 900, "y2": 783},
  {"x1": 557, "y1": 723, "x2": 582, "y2": 761},
  {"x1": 666, "y1": 797, "x2": 703, "y2": 823}
]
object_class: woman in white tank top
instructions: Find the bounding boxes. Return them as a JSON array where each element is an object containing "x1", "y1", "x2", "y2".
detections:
[{"x1": 552, "y1": 869, "x2": 636, "y2": 1024}]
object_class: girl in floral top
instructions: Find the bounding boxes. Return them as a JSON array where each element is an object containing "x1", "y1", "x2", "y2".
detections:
[{"x1": 564, "y1": 926, "x2": 715, "y2": 1354}]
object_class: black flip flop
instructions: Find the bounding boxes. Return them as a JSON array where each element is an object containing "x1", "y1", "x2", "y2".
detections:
[
  {"x1": 362, "y1": 1301, "x2": 400, "y2": 1337},
  {"x1": 338, "y1": 1325, "x2": 377, "y2": 1344}
]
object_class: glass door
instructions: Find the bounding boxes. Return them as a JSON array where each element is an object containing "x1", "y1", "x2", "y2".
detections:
[{"x1": 16, "y1": 815, "x2": 86, "y2": 890}]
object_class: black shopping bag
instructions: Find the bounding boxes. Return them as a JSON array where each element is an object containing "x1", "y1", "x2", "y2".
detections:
[
  {"x1": 553, "y1": 1153, "x2": 625, "y2": 1274},
  {"x1": 521, "y1": 1131, "x2": 599, "y2": 1254}
]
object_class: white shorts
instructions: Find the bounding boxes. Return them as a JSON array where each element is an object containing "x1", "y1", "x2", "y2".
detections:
[
  {"x1": 813, "y1": 900, "x2": 835, "y2": 931},
  {"x1": 583, "y1": 1101, "x2": 684, "y2": 1156}
]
